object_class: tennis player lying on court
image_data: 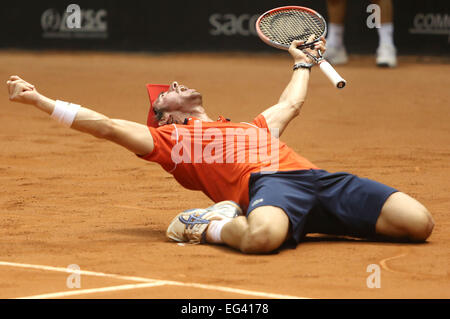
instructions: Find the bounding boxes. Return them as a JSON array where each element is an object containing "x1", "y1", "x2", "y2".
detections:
[{"x1": 6, "y1": 38, "x2": 434, "y2": 254}]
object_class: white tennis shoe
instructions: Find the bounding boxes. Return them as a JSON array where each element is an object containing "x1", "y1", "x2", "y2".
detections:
[
  {"x1": 376, "y1": 44, "x2": 397, "y2": 68},
  {"x1": 166, "y1": 201, "x2": 243, "y2": 244},
  {"x1": 323, "y1": 45, "x2": 348, "y2": 65}
]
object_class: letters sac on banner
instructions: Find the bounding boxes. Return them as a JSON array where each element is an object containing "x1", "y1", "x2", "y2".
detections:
[{"x1": 209, "y1": 13, "x2": 260, "y2": 36}]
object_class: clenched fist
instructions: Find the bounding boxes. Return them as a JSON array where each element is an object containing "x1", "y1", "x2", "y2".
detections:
[{"x1": 6, "y1": 75, "x2": 41, "y2": 106}]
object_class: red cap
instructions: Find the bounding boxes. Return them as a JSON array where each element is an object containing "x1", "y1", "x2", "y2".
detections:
[{"x1": 146, "y1": 84, "x2": 170, "y2": 127}]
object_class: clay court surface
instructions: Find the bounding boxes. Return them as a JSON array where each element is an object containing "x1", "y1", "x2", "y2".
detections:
[{"x1": 0, "y1": 50, "x2": 449, "y2": 299}]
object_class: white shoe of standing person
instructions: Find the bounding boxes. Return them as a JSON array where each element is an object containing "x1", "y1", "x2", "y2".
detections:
[
  {"x1": 323, "y1": 45, "x2": 348, "y2": 65},
  {"x1": 376, "y1": 44, "x2": 397, "y2": 68}
]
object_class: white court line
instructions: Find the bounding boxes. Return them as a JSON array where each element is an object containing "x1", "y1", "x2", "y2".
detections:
[
  {"x1": 0, "y1": 261, "x2": 161, "y2": 283},
  {"x1": 165, "y1": 282, "x2": 304, "y2": 299},
  {"x1": 17, "y1": 282, "x2": 166, "y2": 299},
  {"x1": 0, "y1": 261, "x2": 307, "y2": 299}
]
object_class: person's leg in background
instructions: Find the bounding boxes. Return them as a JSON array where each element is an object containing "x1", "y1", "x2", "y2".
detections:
[
  {"x1": 324, "y1": 0, "x2": 349, "y2": 65},
  {"x1": 373, "y1": 0, "x2": 397, "y2": 67}
]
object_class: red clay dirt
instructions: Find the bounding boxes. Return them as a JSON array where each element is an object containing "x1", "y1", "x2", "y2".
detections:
[{"x1": 0, "y1": 51, "x2": 449, "y2": 299}]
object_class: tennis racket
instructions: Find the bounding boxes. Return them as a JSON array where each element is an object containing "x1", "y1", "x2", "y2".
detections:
[{"x1": 256, "y1": 6, "x2": 347, "y2": 89}]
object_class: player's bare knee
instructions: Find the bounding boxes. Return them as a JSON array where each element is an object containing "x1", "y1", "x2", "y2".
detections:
[
  {"x1": 246, "y1": 233, "x2": 272, "y2": 254},
  {"x1": 408, "y1": 208, "x2": 434, "y2": 242},
  {"x1": 241, "y1": 226, "x2": 283, "y2": 254}
]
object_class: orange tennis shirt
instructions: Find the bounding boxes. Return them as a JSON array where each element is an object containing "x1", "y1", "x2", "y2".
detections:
[{"x1": 139, "y1": 114, "x2": 318, "y2": 212}]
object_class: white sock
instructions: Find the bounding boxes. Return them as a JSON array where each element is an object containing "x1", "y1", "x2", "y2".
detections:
[
  {"x1": 206, "y1": 218, "x2": 231, "y2": 244},
  {"x1": 327, "y1": 23, "x2": 345, "y2": 48},
  {"x1": 377, "y1": 23, "x2": 394, "y2": 47}
]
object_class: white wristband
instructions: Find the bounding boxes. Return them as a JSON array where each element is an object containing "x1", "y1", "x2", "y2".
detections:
[{"x1": 51, "y1": 100, "x2": 81, "y2": 127}]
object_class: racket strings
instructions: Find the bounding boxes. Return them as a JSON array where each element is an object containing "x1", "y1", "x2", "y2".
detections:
[{"x1": 259, "y1": 9, "x2": 325, "y2": 47}]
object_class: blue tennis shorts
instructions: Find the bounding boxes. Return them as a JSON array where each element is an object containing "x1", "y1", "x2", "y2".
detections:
[{"x1": 247, "y1": 169, "x2": 398, "y2": 244}]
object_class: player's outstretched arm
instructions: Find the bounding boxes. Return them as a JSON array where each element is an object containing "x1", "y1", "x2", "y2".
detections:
[
  {"x1": 261, "y1": 37, "x2": 326, "y2": 136},
  {"x1": 6, "y1": 76, "x2": 154, "y2": 156}
]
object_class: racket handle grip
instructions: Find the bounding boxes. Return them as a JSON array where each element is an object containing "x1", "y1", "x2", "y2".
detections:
[{"x1": 319, "y1": 60, "x2": 346, "y2": 89}]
